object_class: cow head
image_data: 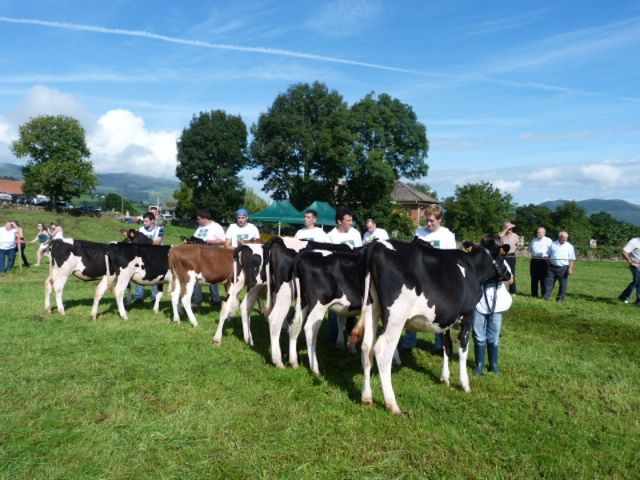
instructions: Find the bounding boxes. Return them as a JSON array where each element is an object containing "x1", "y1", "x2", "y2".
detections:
[
  {"x1": 463, "y1": 238, "x2": 511, "y2": 282},
  {"x1": 120, "y1": 229, "x2": 153, "y2": 244}
]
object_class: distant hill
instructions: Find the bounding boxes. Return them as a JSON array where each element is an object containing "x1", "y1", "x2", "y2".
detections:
[
  {"x1": 540, "y1": 199, "x2": 640, "y2": 225},
  {"x1": 0, "y1": 162, "x2": 179, "y2": 204}
]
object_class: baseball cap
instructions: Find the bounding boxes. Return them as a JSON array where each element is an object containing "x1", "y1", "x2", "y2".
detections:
[{"x1": 236, "y1": 208, "x2": 249, "y2": 217}]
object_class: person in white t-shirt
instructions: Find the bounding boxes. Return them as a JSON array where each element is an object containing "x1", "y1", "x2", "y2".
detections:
[
  {"x1": 362, "y1": 218, "x2": 389, "y2": 244},
  {"x1": 191, "y1": 210, "x2": 226, "y2": 307},
  {"x1": 327, "y1": 208, "x2": 362, "y2": 344},
  {"x1": 294, "y1": 209, "x2": 330, "y2": 242},
  {"x1": 0, "y1": 221, "x2": 17, "y2": 273},
  {"x1": 225, "y1": 208, "x2": 260, "y2": 249},
  {"x1": 402, "y1": 204, "x2": 457, "y2": 353},
  {"x1": 543, "y1": 231, "x2": 576, "y2": 303},
  {"x1": 133, "y1": 212, "x2": 165, "y2": 302},
  {"x1": 528, "y1": 227, "x2": 553, "y2": 297},
  {"x1": 618, "y1": 236, "x2": 640, "y2": 306},
  {"x1": 327, "y1": 208, "x2": 362, "y2": 248}
]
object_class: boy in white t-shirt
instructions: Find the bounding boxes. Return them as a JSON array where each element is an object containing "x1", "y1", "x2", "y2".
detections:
[
  {"x1": 225, "y1": 208, "x2": 260, "y2": 249},
  {"x1": 133, "y1": 212, "x2": 165, "y2": 302},
  {"x1": 191, "y1": 210, "x2": 226, "y2": 307},
  {"x1": 294, "y1": 209, "x2": 330, "y2": 242}
]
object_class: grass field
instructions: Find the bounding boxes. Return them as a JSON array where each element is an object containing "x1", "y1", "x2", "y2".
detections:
[{"x1": 1, "y1": 209, "x2": 639, "y2": 479}]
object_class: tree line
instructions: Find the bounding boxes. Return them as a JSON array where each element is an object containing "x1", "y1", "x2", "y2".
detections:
[{"x1": 9, "y1": 82, "x2": 639, "y2": 253}]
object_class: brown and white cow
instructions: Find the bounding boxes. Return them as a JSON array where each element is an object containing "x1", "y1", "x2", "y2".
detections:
[{"x1": 168, "y1": 244, "x2": 235, "y2": 327}]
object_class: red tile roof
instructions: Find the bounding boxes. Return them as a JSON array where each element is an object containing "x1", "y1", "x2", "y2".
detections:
[{"x1": 0, "y1": 180, "x2": 24, "y2": 195}]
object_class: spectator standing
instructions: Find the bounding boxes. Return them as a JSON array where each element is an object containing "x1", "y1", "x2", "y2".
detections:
[
  {"x1": 294, "y1": 209, "x2": 330, "y2": 242},
  {"x1": 401, "y1": 204, "x2": 456, "y2": 353},
  {"x1": 528, "y1": 227, "x2": 552, "y2": 297},
  {"x1": 327, "y1": 208, "x2": 362, "y2": 343},
  {"x1": 49, "y1": 222, "x2": 64, "y2": 240},
  {"x1": 0, "y1": 221, "x2": 17, "y2": 273},
  {"x1": 191, "y1": 210, "x2": 227, "y2": 307},
  {"x1": 500, "y1": 221, "x2": 520, "y2": 296},
  {"x1": 618, "y1": 235, "x2": 640, "y2": 306},
  {"x1": 473, "y1": 234, "x2": 514, "y2": 375},
  {"x1": 362, "y1": 218, "x2": 389, "y2": 244},
  {"x1": 133, "y1": 212, "x2": 164, "y2": 303},
  {"x1": 13, "y1": 220, "x2": 29, "y2": 267},
  {"x1": 29, "y1": 222, "x2": 51, "y2": 266},
  {"x1": 225, "y1": 208, "x2": 260, "y2": 248},
  {"x1": 543, "y1": 231, "x2": 576, "y2": 303}
]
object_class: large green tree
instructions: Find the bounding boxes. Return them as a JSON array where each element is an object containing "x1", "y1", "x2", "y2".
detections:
[
  {"x1": 12, "y1": 115, "x2": 97, "y2": 209},
  {"x1": 443, "y1": 182, "x2": 515, "y2": 241},
  {"x1": 514, "y1": 204, "x2": 554, "y2": 240},
  {"x1": 250, "y1": 82, "x2": 354, "y2": 210},
  {"x1": 175, "y1": 110, "x2": 248, "y2": 222},
  {"x1": 341, "y1": 92, "x2": 428, "y2": 230}
]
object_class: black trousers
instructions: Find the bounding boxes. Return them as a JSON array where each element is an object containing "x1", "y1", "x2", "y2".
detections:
[
  {"x1": 505, "y1": 255, "x2": 516, "y2": 294},
  {"x1": 544, "y1": 265, "x2": 569, "y2": 301},
  {"x1": 17, "y1": 243, "x2": 29, "y2": 267},
  {"x1": 530, "y1": 258, "x2": 548, "y2": 297}
]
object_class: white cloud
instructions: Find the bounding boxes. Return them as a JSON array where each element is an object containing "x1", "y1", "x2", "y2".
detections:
[
  {"x1": 580, "y1": 163, "x2": 623, "y2": 188},
  {"x1": 527, "y1": 167, "x2": 561, "y2": 182},
  {"x1": 7, "y1": 84, "x2": 94, "y2": 128},
  {"x1": 493, "y1": 179, "x2": 522, "y2": 194},
  {"x1": 88, "y1": 109, "x2": 179, "y2": 178}
]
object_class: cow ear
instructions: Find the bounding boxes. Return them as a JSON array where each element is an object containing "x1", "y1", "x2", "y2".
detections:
[
  {"x1": 499, "y1": 244, "x2": 511, "y2": 256},
  {"x1": 462, "y1": 241, "x2": 476, "y2": 252}
]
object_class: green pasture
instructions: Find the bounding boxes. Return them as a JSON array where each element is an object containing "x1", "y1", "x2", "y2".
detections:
[{"x1": 0, "y1": 209, "x2": 639, "y2": 479}]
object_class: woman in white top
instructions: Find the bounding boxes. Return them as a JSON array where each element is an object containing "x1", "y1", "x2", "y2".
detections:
[
  {"x1": 473, "y1": 234, "x2": 514, "y2": 375},
  {"x1": 30, "y1": 222, "x2": 51, "y2": 266}
]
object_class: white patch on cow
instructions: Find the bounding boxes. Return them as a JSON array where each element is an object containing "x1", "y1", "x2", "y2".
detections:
[
  {"x1": 457, "y1": 264, "x2": 466, "y2": 277},
  {"x1": 388, "y1": 286, "x2": 442, "y2": 333},
  {"x1": 379, "y1": 240, "x2": 396, "y2": 251},
  {"x1": 245, "y1": 243, "x2": 264, "y2": 257},
  {"x1": 311, "y1": 249, "x2": 334, "y2": 257},
  {"x1": 62, "y1": 238, "x2": 74, "y2": 245},
  {"x1": 327, "y1": 294, "x2": 352, "y2": 315},
  {"x1": 282, "y1": 237, "x2": 308, "y2": 252}
]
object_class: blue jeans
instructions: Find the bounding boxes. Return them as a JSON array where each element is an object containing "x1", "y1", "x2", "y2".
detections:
[
  {"x1": 0, "y1": 248, "x2": 16, "y2": 272},
  {"x1": 134, "y1": 284, "x2": 159, "y2": 301},
  {"x1": 401, "y1": 331, "x2": 443, "y2": 351},
  {"x1": 191, "y1": 284, "x2": 222, "y2": 305},
  {"x1": 619, "y1": 265, "x2": 640, "y2": 303},
  {"x1": 473, "y1": 310, "x2": 503, "y2": 346}
]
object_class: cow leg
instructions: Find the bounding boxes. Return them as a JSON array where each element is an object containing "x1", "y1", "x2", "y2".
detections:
[
  {"x1": 153, "y1": 284, "x2": 163, "y2": 314},
  {"x1": 373, "y1": 317, "x2": 405, "y2": 414},
  {"x1": 267, "y1": 283, "x2": 292, "y2": 368},
  {"x1": 288, "y1": 305, "x2": 307, "y2": 369},
  {"x1": 240, "y1": 286, "x2": 263, "y2": 347},
  {"x1": 52, "y1": 272, "x2": 71, "y2": 315},
  {"x1": 360, "y1": 303, "x2": 378, "y2": 405},
  {"x1": 304, "y1": 303, "x2": 329, "y2": 375},
  {"x1": 215, "y1": 277, "x2": 246, "y2": 346},
  {"x1": 181, "y1": 275, "x2": 199, "y2": 327},
  {"x1": 91, "y1": 276, "x2": 112, "y2": 320},
  {"x1": 171, "y1": 277, "x2": 181, "y2": 323},
  {"x1": 458, "y1": 315, "x2": 473, "y2": 392},
  {"x1": 112, "y1": 275, "x2": 131, "y2": 320},
  {"x1": 44, "y1": 272, "x2": 55, "y2": 313},
  {"x1": 441, "y1": 330, "x2": 453, "y2": 386}
]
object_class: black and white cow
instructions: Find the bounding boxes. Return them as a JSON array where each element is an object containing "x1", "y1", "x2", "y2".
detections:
[
  {"x1": 292, "y1": 245, "x2": 369, "y2": 374},
  {"x1": 213, "y1": 243, "x2": 266, "y2": 347},
  {"x1": 44, "y1": 230, "x2": 160, "y2": 320},
  {"x1": 349, "y1": 237, "x2": 511, "y2": 414},
  {"x1": 106, "y1": 242, "x2": 172, "y2": 320}
]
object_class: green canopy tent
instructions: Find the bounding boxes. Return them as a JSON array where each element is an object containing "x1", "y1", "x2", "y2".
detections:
[
  {"x1": 250, "y1": 201, "x2": 304, "y2": 235},
  {"x1": 302, "y1": 201, "x2": 336, "y2": 227}
]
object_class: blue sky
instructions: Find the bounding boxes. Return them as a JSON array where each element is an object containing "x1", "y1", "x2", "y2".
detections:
[{"x1": 0, "y1": 0, "x2": 639, "y2": 205}]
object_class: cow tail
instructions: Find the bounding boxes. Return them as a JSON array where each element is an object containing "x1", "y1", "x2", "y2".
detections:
[
  {"x1": 350, "y1": 270, "x2": 370, "y2": 346},
  {"x1": 265, "y1": 260, "x2": 272, "y2": 313},
  {"x1": 293, "y1": 259, "x2": 302, "y2": 328}
]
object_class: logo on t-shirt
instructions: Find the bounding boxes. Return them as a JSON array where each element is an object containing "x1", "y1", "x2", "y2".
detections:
[{"x1": 431, "y1": 240, "x2": 440, "y2": 248}]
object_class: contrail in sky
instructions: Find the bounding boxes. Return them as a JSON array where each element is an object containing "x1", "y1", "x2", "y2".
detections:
[{"x1": 0, "y1": 16, "x2": 428, "y2": 76}]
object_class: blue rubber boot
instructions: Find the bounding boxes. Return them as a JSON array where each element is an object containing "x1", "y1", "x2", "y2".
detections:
[
  {"x1": 473, "y1": 343, "x2": 486, "y2": 376},
  {"x1": 488, "y1": 343, "x2": 501, "y2": 374}
]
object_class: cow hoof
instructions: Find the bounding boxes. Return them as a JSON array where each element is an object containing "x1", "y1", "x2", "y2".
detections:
[
  {"x1": 386, "y1": 403, "x2": 402, "y2": 415},
  {"x1": 362, "y1": 396, "x2": 373, "y2": 405},
  {"x1": 463, "y1": 385, "x2": 471, "y2": 393},
  {"x1": 290, "y1": 361, "x2": 299, "y2": 369},
  {"x1": 441, "y1": 377, "x2": 450, "y2": 386},
  {"x1": 213, "y1": 339, "x2": 222, "y2": 347}
]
